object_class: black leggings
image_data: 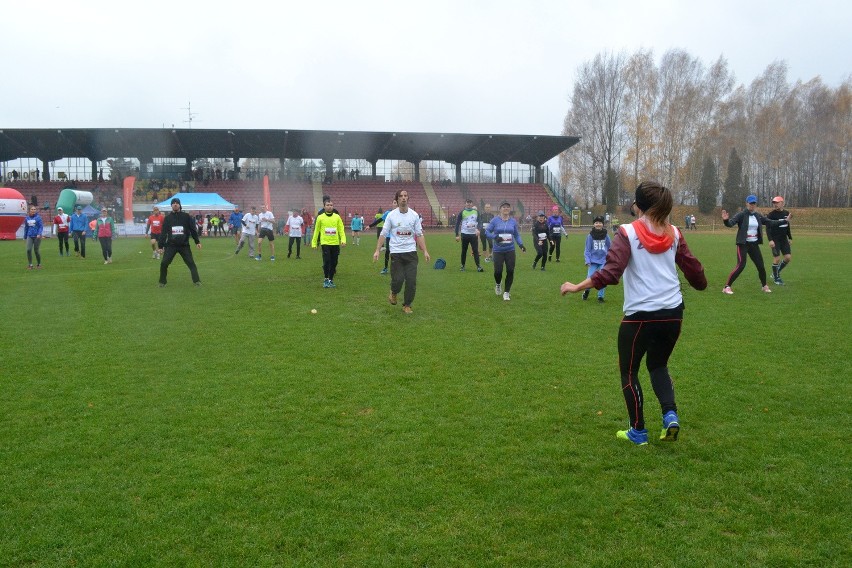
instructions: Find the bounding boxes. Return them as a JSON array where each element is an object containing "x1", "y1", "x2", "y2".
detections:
[
  {"x1": 460, "y1": 233, "x2": 480, "y2": 267},
  {"x1": 288, "y1": 236, "x2": 301, "y2": 257},
  {"x1": 726, "y1": 243, "x2": 767, "y2": 287},
  {"x1": 533, "y1": 240, "x2": 548, "y2": 268},
  {"x1": 480, "y1": 231, "x2": 491, "y2": 253},
  {"x1": 617, "y1": 307, "x2": 683, "y2": 431},
  {"x1": 376, "y1": 227, "x2": 390, "y2": 268},
  {"x1": 99, "y1": 237, "x2": 112, "y2": 261},
  {"x1": 72, "y1": 231, "x2": 86, "y2": 257},
  {"x1": 159, "y1": 245, "x2": 200, "y2": 284},
  {"x1": 548, "y1": 234, "x2": 562, "y2": 260},
  {"x1": 321, "y1": 244, "x2": 340, "y2": 280},
  {"x1": 492, "y1": 250, "x2": 516, "y2": 292},
  {"x1": 57, "y1": 232, "x2": 69, "y2": 254}
]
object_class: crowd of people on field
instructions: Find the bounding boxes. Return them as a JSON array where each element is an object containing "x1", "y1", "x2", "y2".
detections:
[{"x1": 20, "y1": 183, "x2": 796, "y2": 449}]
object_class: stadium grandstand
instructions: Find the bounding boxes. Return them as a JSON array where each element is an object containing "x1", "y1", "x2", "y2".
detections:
[{"x1": 0, "y1": 128, "x2": 580, "y2": 227}]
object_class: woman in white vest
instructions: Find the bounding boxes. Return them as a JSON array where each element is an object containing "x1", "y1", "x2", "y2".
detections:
[{"x1": 559, "y1": 181, "x2": 707, "y2": 446}]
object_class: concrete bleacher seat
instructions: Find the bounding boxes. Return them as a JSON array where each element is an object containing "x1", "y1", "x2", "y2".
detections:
[
  {"x1": 269, "y1": 181, "x2": 314, "y2": 214},
  {"x1": 5, "y1": 182, "x2": 70, "y2": 208},
  {"x1": 8, "y1": 178, "x2": 555, "y2": 227},
  {"x1": 434, "y1": 182, "x2": 556, "y2": 220}
]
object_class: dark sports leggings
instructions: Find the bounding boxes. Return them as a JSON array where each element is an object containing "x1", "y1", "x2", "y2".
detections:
[
  {"x1": 618, "y1": 307, "x2": 683, "y2": 431},
  {"x1": 726, "y1": 243, "x2": 767, "y2": 287},
  {"x1": 321, "y1": 244, "x2": 340, "y2": 280},
  {"x1": 57, "y1": 232, "x2": 69, "y2": 254},
  {"x1": 460, "y1": 233, "x2": 480, "y2": 267},
  {"x1": 492, "y1": 250, "x2": 516, "y2": 292},
  {"x1": 533, "y1": 240, "x2": 548, "y2": 268},
  {"x1": 548, "y1": 234, "x2": 562, "y2": 260},
  {"x1": 480, "y1": 231, "x2": 491, "y2": 253},
  {"x1": 72, "y1": 231, "x2": 86, "y2": 257},
  {"x1": 288, "y1": 236, "x2": 301, "y2": 257},
  {"x1": 159, "y1": 245, "x2": 200, "y2": 285},
  {"x1": 376, "y1": 227, "x2": 390, "y2": 268},
  {"x1": 98, "y1": 237, "x2": 112, "y2": 261}
]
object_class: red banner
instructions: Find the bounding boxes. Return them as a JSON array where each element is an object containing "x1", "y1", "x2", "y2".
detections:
[
  {"x1": 123, "y1": 176, "x2": 136, "y2": 223},
  {"x1": 263, "y1": 174, "x2": 271, "y2": 212}
]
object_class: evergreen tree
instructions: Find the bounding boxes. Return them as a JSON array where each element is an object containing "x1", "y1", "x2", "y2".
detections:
[
  {"x1": 722, "y1": 148, "x2": 744, "y2": 212},
  {"x1": 698, "y1": 156, "x2": 718, "y2": 213}
]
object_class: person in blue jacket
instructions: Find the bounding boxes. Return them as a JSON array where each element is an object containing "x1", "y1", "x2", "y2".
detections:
[
  {"x1": 228, "y1": 206, "x2": 243, "y2": 246},
  {"x1": 583, "y1": 216, "x2": 611, "y2": 302},
  {"x1": 485, "y1": 201, "x2": 526, "y2": 301},
  {"x1": 23, "y1": 204, "x2": 44, "y2": 269},
  {"x1": 69, "y1": 204, "x2": 88, "y2": 258},
  {"x1": 547, "y1": 206, "x2": 568, "y2": 263}
]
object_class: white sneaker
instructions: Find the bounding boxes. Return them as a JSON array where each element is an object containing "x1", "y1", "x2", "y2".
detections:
[
  {"x1": 722, "y1": 286, "x2": 734, "y2": 295},
  {"x1": 762, "y1": 285, "x2": 772, "y2": 293},
  {"x1": 503, "y1": 292, "x2": 511, "y2": 301},
  {"x1": 495, "y1": 284, "x2": 502, "y2": 295}
]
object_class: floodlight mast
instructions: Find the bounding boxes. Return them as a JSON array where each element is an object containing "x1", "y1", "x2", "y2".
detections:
[{"x1": 181, "y1": 102, "x2": 200, "y2": 129}]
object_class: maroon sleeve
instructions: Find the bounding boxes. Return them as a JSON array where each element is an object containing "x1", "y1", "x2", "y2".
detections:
[
  {"x1": 675, "y1": 230, "x2": 707, "y2": 290},
  {"x1": 590, "y1": 228, "x2": 630, "y2": 289}
]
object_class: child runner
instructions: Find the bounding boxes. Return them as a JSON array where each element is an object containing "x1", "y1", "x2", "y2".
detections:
[{"x1": 582, "y1": 215, "x2": 611, "y2": 303}]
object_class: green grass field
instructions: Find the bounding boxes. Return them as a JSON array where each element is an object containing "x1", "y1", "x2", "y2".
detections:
[{"x1": 2, "y1": 229, "x2": 850, "y2": 567}]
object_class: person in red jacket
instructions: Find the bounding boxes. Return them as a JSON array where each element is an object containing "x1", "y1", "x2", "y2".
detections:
[
  {"x1": 53, "y1": 207, "x2": 71, "y2": 256},
  {"x1": 560, "y1": 181, "x2": 707, "y2": 446},
  {"x1": 146, "y1": 206, "x2": 165, "y2": 259},
  {"x1": 95, "y1": 208, "x2": 116, "y2": 264}
]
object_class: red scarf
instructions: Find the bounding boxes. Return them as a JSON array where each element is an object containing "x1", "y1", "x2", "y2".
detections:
[{"x1": 631, "y1": 220, "x2": 673, "y2": 253}]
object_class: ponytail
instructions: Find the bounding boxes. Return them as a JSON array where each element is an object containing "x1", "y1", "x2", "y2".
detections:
[{"x1": 635, "y1": 181, "x2": 674, "y2": 239}]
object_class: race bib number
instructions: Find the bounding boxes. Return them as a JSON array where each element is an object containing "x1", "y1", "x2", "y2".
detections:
[
  {"x1": 537, "y1": 232, "x2": 547, "y2": 239},
  {"x1": 58, "y1": 223, "x2": 67, "y2": 229},
  {"x1": 173, "y1": 226, "x2": 184, "y2": 235},
  {"x1": 324, "y1": 227, "x2": 338, "y2": 236},
  {"x1": 395, "y1": 228, "x2": 413, "y2": 237},
  {"x1": 152, "y1": 220, "x2": 161, "y2": 228},
  {"x1": 552, "y1": 226, "x2": 562, "y2": 234},
  {"x1": 498, "y1": 233, "x2": 513, "y2": 243},
  {"x1": 27, "y1": 219, "x2": 36, "y2": 227}
]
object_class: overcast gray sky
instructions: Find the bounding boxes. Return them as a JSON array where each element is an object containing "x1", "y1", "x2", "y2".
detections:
[{"x1": 3, "y1": 0, "x2": 849, "y2": 142}]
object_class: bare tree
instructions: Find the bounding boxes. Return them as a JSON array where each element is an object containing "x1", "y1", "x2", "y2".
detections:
[
  {"x1": 561, "y1": 51, "x2": 628, "y2": 209},
  {"x1": 561, "y1": 49, "x2": 849, "y2": 210},
  {"x1": 623, "y1": 49, "x2": 659, "y2": 190}
]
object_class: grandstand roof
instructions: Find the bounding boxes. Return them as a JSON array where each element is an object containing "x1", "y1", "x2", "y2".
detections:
[{"x1": 0, "y1": 128, "x2": 579, "y2": 167}]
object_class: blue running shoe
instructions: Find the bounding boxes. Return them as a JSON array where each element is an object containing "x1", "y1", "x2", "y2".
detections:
[
  {"x1": 328, "y1": 280, "x2": 336, "y2": 288},
  {"x1": 323, "y1": 279, "x2": 330, "y2": 288},
  {"x1": 660, "y1": 411, "x2": 680, "y2": 441},
  {"x1": 380, "y1": 268, "x2": 388, "y2": 274},
  {"x1": 616, "y1": 427, "x2": 649, "y2": 445}
]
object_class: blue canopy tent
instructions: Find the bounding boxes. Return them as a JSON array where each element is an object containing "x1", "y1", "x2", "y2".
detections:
[{"x1": 153, "y1": 193, "x2": 236, "y2": 212}]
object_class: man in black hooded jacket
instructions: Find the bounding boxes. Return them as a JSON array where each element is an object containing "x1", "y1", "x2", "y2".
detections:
[{"x1": 157, "y1": 198, "x2": 202, "y2": 287}]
